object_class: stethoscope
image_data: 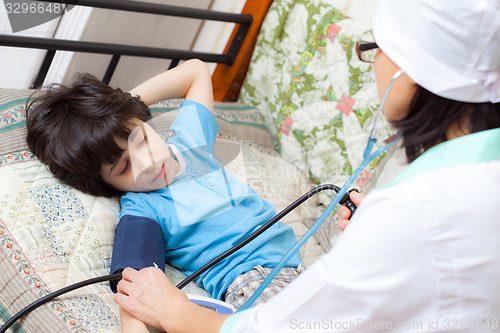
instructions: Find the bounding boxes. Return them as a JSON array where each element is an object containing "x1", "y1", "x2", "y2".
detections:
[
  {"x1": 0, "y1": 69, "x2": 405, "y2": 332},
  {"x1": 238, "y1": 69, "x2": 405, "y2": 310}
]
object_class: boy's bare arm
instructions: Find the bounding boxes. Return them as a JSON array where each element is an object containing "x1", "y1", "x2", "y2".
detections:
[
  {"x1": 120, "y1": 306, "x2": 152, "y2": 333},
  {"x1": 129, "y1": 59, "x2": 214, "y2": 113}
]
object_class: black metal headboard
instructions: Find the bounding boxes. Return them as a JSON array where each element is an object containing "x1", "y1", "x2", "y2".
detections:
[{"x1": 0, "y1": 0, "x2": 253, "y2": 88}]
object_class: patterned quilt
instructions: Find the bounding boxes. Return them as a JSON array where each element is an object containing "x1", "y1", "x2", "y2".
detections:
[
  {"x1": 0, "y1": 0, "x2": 397, "y2": 331},
  {"x1": 239, "y1": 0, "x2": 395, "y2": 249},
  {"x1": 0, "y1": 89, "x2": 322, "y2": 332}
]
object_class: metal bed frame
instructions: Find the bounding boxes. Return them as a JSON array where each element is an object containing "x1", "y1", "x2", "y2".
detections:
[{"x1": 0, "y1": 0, "x2": 253, "y2": 89}]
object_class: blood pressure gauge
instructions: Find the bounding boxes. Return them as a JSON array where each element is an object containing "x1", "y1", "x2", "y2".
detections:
[{"x1": 187, "y1": 294, "x2": 235, "y2": 315}]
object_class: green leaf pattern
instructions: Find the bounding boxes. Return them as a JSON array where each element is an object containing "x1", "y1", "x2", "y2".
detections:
[{"x1": 240, "y1": 0, "x2": 394, "y2": 198}]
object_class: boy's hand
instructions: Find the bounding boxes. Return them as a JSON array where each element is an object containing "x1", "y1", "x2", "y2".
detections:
[
  {"x1": 338, "y1": 191, "x2": 365, "y2": 231},
  {"x1": 129, "y1": 59, "x2": 214, "y2": 113}
]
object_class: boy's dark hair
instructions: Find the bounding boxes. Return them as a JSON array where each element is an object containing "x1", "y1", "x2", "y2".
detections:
[
  {"x1": 393, "y1": 86, "x2": 500, "y2": 163},
  {"x1": 26, "y1": 73, "x2": 152, "y2": 198}
]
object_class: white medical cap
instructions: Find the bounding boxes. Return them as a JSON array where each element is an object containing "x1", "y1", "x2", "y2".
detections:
[{"x1": 372, "y1": 0, "x2": 500, "y2": 103}]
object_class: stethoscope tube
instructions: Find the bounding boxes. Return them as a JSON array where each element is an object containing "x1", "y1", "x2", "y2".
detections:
[
  {"x1": 0, "y1": 273, "x2": 122, "y2": 333},
  {"x1": 238, "y1": 133, "x2": 401, "y2": 311},
  {"x1": 365, "y1": 69, "x2": 404, "y2": 160},
  {"x1": 0, "y1": 167, "x2": 391, "y2": 331},
  {"x1": 0, "y1": 184, "x2": 355, "y2": 333},
  {"x1": 176, "y1": 184, "x2": 354, "y2": 289},
  {"x1": 238, "y1": 69, "x2": 405, "y2": 310},
  {"x1": 2, "y1": 70, "x2": 406, "y2": 329}
]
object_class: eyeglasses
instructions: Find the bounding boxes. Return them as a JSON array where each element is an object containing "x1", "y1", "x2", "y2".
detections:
[{"x1": 356, "y1": 41, "x2": 378, "y2": 63}]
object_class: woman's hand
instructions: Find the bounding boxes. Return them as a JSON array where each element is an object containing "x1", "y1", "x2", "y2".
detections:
[
  {"x1": 114, "y1": 267, "x2": 229, "y2": 332},
  {"x1": 114, "y1": 267, "x2": 189, "y2": 330},
  {"x1": 337, "y1": 191, "x2": 366, "y2": 231}
]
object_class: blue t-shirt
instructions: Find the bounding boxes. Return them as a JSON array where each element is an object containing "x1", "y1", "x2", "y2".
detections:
[{"x1": 118, "y1": 101, "x2": 302, "y2": 300}]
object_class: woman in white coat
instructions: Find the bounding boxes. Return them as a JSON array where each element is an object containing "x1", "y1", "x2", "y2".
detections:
[{"x1": 113, "y1": 0, "x2": 500, "y2": 331}]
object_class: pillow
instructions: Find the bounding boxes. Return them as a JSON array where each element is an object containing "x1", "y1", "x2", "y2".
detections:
[
  {"x1": 0, "y1": 90, "x2": 276, "y2": 156},
  {"x1": 0, "y1": 158, "x2": 122, "y2": 332},
  {"x1": 239, "y1": 0, "x2": 394, "y2": 184},
  {"x1": 239, "y1": 0, "x2": 396, "y2": 250},
  {"x1": 0, "y1": 89, "x2": 36, "y2": 156},
  {"x1": 0, "y1": 88, "x2": 324, "y2": 331}
]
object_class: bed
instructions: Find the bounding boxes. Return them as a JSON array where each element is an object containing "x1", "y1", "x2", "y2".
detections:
[{"x1": 0, "y1": 0, "x2": 401, "y2": 331}]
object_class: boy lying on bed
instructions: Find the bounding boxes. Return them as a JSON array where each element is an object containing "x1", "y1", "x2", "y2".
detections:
[{"x1": 26, "y1": 59, "x2": 303, "y2": 332}]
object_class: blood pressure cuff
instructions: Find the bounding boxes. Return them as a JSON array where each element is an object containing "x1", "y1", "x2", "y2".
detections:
[{"x1": 109, "y1": 214, "x2": 166, "y2": 293}]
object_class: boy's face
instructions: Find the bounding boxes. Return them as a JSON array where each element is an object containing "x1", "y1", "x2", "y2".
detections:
[{"x1": 100, "y1": 118, "x2": 180, "y2": 193}]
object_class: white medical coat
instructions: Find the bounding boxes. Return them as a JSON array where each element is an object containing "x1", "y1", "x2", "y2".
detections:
[{"x1": 221, "y1": 128, "x2": 500, "y2": 332}]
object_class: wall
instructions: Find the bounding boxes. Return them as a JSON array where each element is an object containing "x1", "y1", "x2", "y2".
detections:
[
  {"x1": 0, "y1": 0, "x2": 245, "y2": 90},
  {"x1": 0, "y1": 2, "x2": 63, "y2": 88},
  {"x1": 329, "y1": 0, "x2": 379, "y2": 24}
]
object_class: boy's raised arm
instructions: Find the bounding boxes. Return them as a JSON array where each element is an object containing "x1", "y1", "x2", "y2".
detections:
[{"x1": 129, "y1": 59, "x2": 214, "y2": 113}]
